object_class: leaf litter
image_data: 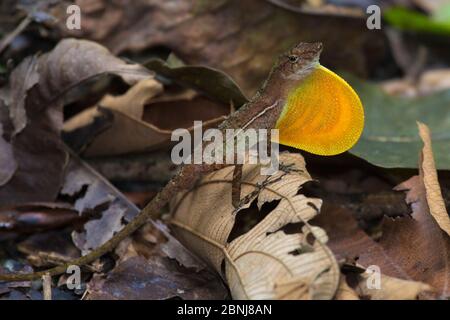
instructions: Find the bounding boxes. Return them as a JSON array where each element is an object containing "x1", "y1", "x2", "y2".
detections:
[{"x1": 1, "y1": 1, "x2": 450, "y2": 301}]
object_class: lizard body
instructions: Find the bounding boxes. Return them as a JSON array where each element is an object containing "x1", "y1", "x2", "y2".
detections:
[{"x1": 0, "y1": 42, "x2": 364, "y2": 282}]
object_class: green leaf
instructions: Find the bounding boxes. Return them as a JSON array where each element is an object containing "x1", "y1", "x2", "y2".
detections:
[
  {"x1": 433, "y1": 3, "x2": 450, "y2": 23},
  {"x1": 384, "y1": 6, "x2": 450, "y2": 36},
  {"x1": 344, "y1": 74, "x2": 450, "y2": 170}
]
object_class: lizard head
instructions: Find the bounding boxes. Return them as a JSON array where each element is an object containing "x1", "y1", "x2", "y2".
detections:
[
  {"x1": 272, "y1": 42, "x2": 365, "y2": 156},
  {"x1": 276, "y1": 42, "x2": 323, "y2": 80}
]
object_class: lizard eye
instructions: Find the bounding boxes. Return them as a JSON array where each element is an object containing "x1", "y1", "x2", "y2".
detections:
[{"x1": 288, "y1": 55, "x2": 299, "y2": 63}]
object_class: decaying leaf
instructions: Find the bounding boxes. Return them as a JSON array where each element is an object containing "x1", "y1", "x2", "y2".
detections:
[
  {"x1": 386, "y1": 123, "x2": 450, "y2": 298},
  {"x1": 17, "y1": 231, "x2": 81, "y2": 268},
  {"x1": 86, "y1": 256, "x2": 228, "y2": 300},
  {"x1": 342, "y1": 266, "x2": 431, "y2": 300},
  {"x1": 64, "y1": 77, "x2": 230, "y2": 157},
  {"x1": 0, "y1": 38, "x2": 152, "y2": 206},
  {"x1": 0, "y1": 121, "x2": 16, "y2": 186},
  {"x1": 314, "y1": 204, "x2": 402, "y2": 274},
  {"x1": 60, "y1": 156, "x2": 138, "y2": 255},
  {"x1": 35, "y1": 38, "x2": 151, "y2": 98},
  {"x1": 315, "y1": 202, "x2": 444, "y2": 298},
  {"x1": 6, "y1": 55, "x2": 39, "y2": 135},
  {"x1": 170, "y1": 153, "x2": 339, "y2": 300},
  {"x1": 56, "y1": 154, "x2": 226, "y2": 300}
]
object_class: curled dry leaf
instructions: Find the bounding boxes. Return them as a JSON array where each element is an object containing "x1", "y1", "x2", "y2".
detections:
[
  {"x1": 170, "y1": 153, "x2": 339, "y2": 300},
  {"x1": 416, "y1": 122, "x2": 450, "y2": 236},
  {"x1": 64, "y1": 77, "x2": 230, "y2": 157},
  {"x1": 355, "y1": 272, "x2": 431, "y2": 300},
  {"x1": 388, "y1": 123, "x2": 450, "y2": 298},
  {"x1": 0, "y1": 38, "x2": 151, "y2": 206},
  {"x1": 340, "y1": 266, "x2": 431, "y2": 300},
  {"x1": 64, "y1": 78, "x2": 162, "y2": 156}
]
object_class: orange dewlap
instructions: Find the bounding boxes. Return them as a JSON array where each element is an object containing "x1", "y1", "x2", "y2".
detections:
[{"x1": 275, "y1": 65, "x2": 364, "y2": 156}]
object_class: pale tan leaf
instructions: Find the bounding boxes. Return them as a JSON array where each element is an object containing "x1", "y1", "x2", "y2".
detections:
[
  {"x1": 335, "y1": 277, "x2": 359, "y2": 300},
  {"x1": 63, "y1": 78, "x2": 164, "y2": 155},
  {"x1": 170, "y1": 153, "x2": 339, "y2": 300},
  {"x1": 64, "y1": 78, "x2": 229, "y2": 156},
  {"x1": 417, "y1": 122, "x2": 450, "y2": 236},
  {"x1": 64, "y1": 78, "x2": 162, "y2": 133},
  {"x1": 353, "y1": 270, "x2": 431, "y2": 300}
]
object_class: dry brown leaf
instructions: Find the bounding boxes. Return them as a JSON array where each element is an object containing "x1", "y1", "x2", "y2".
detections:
[
  {"x1": 0, "y1": 38, "x2": 152, "y2": 206},
  {"x1": 0, "y1": 203, "x2": 81, "y2": 234},
  {"x1": 64, "y1": 79, "x2": 229, "y2": 157},
  {"x1": 0, "y1": 120, "x2": 16, "y2": 186},
  {"x1": 335, "y1": 277, "x2": 359, "y2": 300},
  {"x1": 36, "y1": 38, "x2": 151, "y2": 99},
  {"x1": 86, "y1": 256, "x2": 228, "y2": 300},
  {"x1": 314, "y1": 204, "x2": 403, "y2": 276},
  {"x1": 417, "y1": 122, "x2": 450, "y2": 236},
  {"x1": 51, "y1": 0, "x2": 386, "y2": 95},
  {"x1": 314, "y1": 204, "x2": 437, "y2": 299},
  {"x1": 64, "y1": 78, "x2": 162, "y2": 133},
  {"x1": 5, "y1": 56, "x2": 39, "y2": 135},
  {"x1": 170, "y1": 153, "x2": 339, "y2": 300},
  {"x1": 358, "y1": 273, "x2": 431, "y2": 300},
  {"x1": 61, "y1": 157, "x2": 136, "y2": 255},
  {"x1": 63, "y1": 78, "x2": 163, "y2": 156},
  {"x1": 342, "y1": 266, "x2": 431, "y2": 300},
  {"x1": 379, "y1": 122, "x2": 450, "y2": 298}
]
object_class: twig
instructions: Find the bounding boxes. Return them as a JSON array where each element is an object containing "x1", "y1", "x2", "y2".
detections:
[
  {"x1": 42, "y1": 273, "x2": 52, "y2": 300},
  {"x1": 0, "y1": 16, "x2": 33, "y2": 55}
]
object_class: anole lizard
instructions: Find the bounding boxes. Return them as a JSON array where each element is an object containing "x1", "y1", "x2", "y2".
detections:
[{"x1": 0, "y1": 42, "x2": 364, "y2": 282}]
